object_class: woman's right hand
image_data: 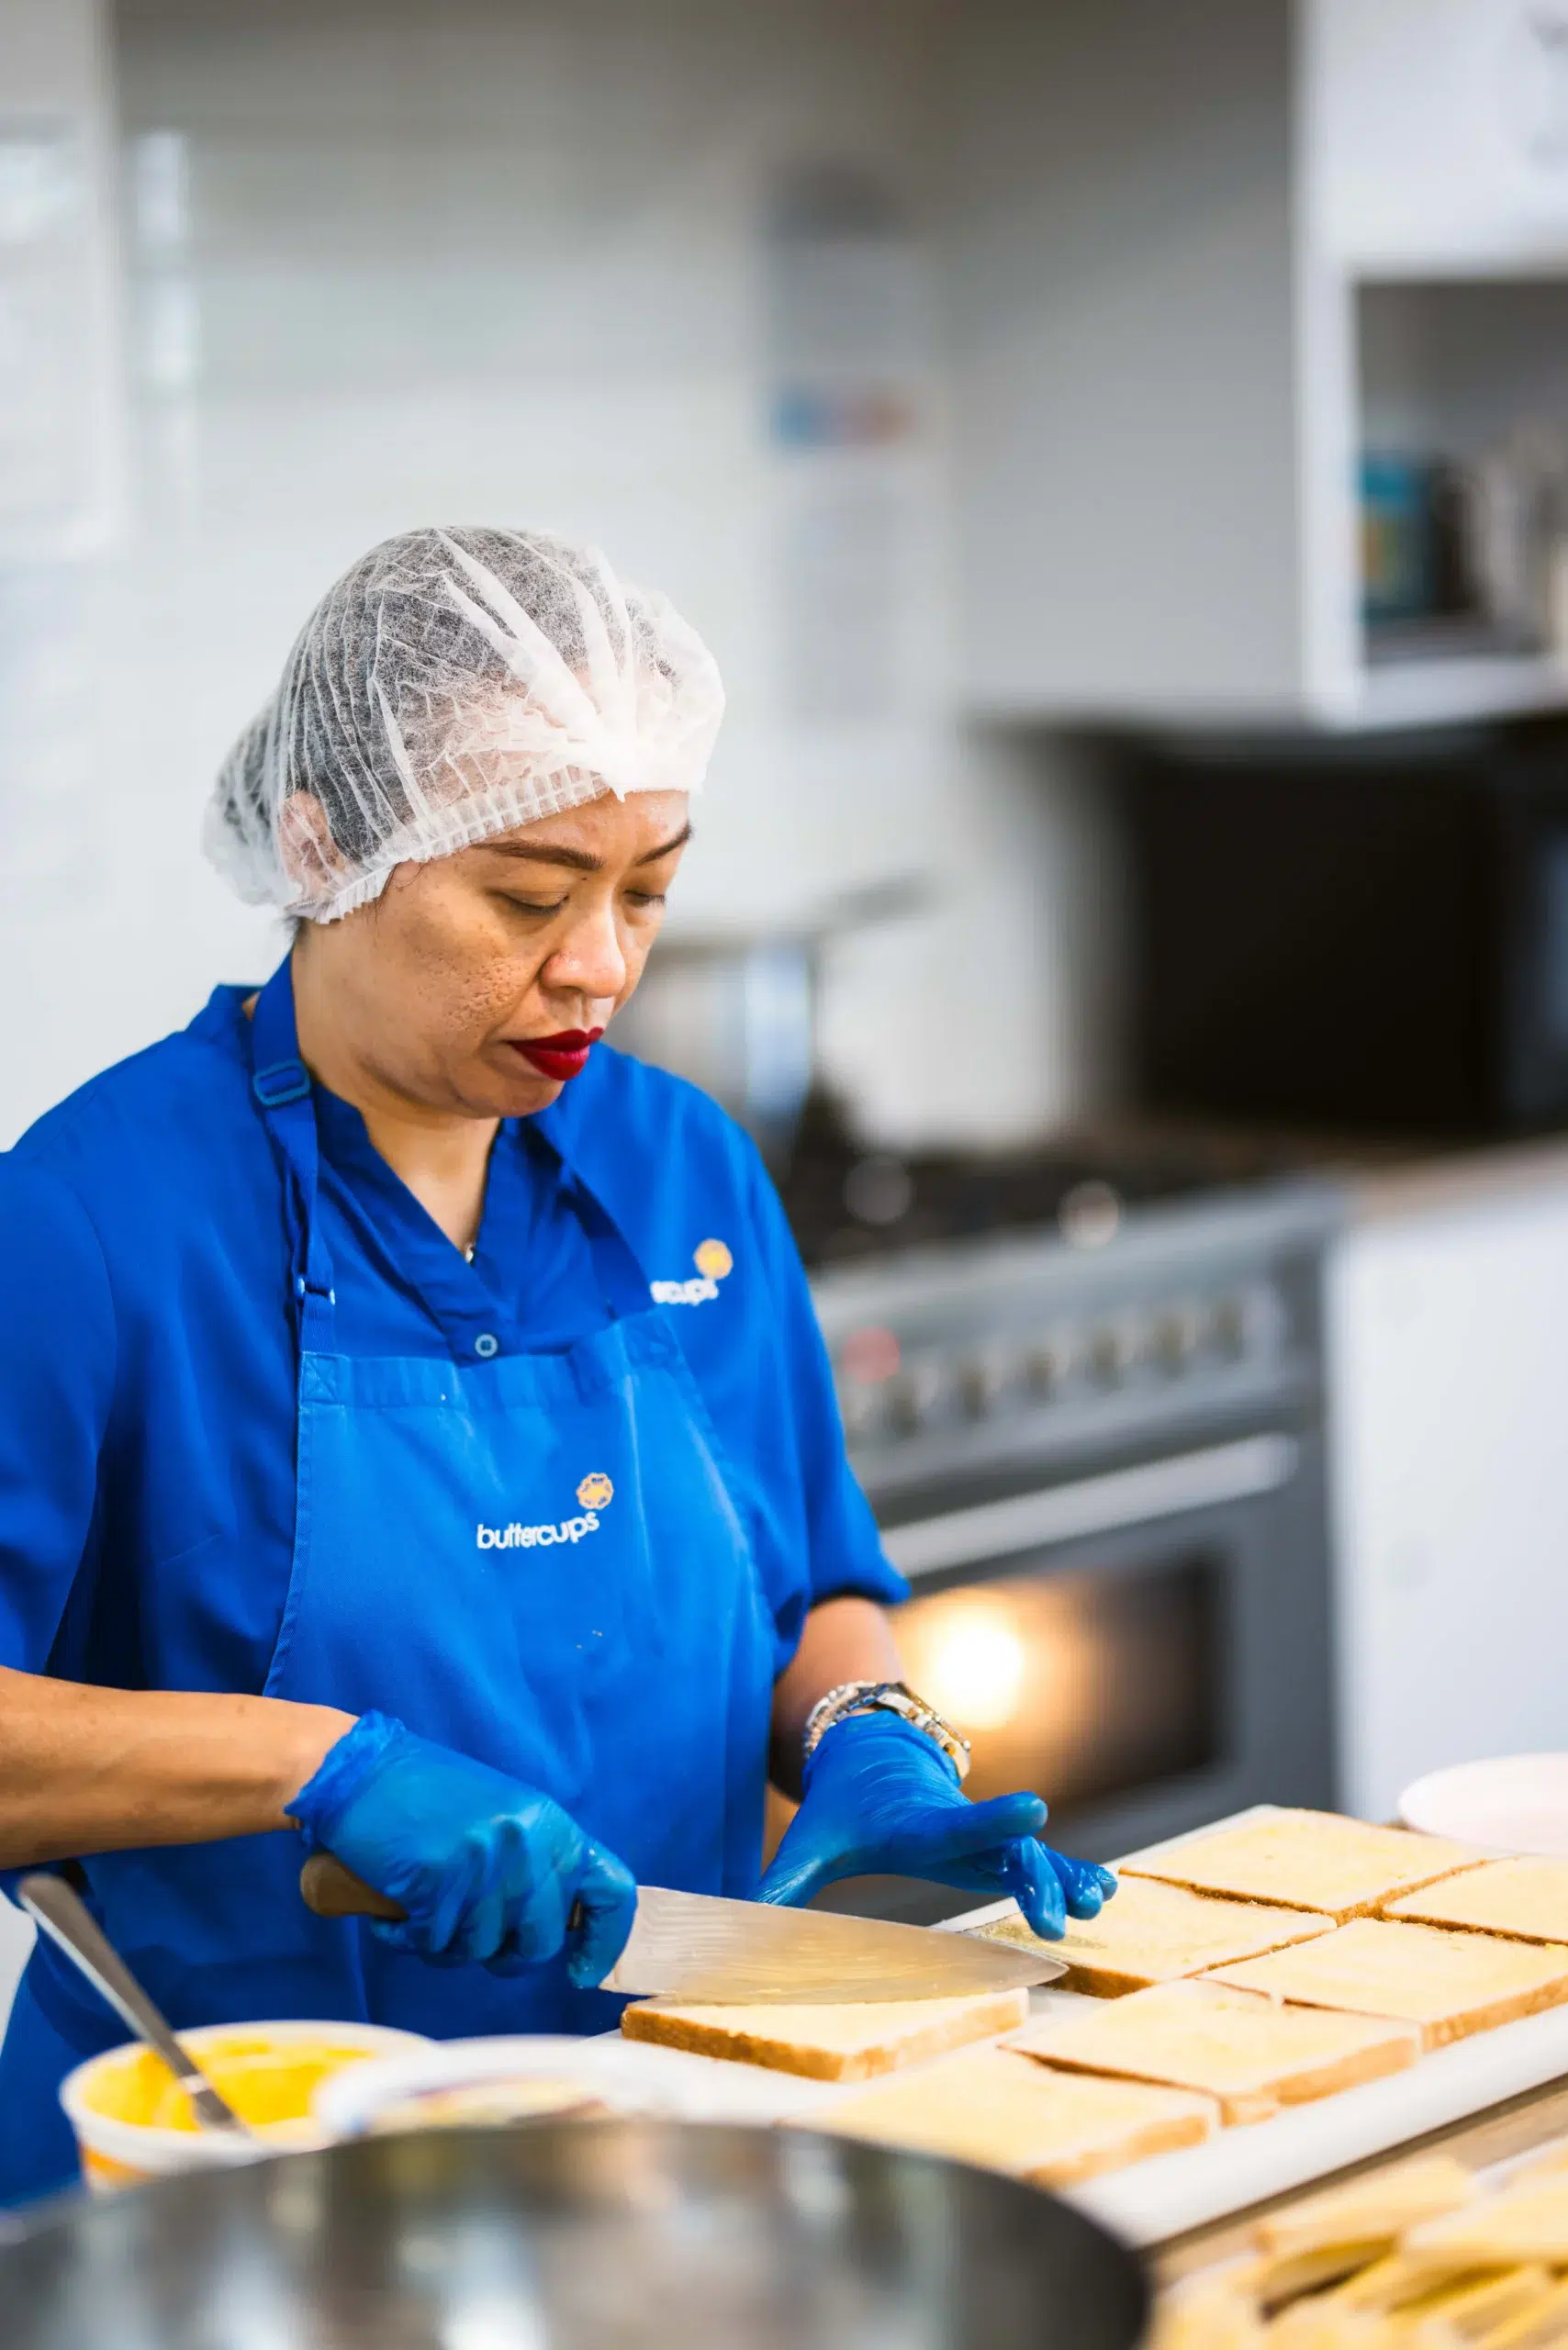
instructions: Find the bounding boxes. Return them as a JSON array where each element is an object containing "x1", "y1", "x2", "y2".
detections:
[{"x1": 286, "y1": 1712, "x2": 636, "y2": 1985}]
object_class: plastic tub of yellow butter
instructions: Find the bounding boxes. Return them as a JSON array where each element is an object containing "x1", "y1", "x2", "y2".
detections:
[{"x1": 61, "y1": 2020, "x2": 430, "y2": 2193}]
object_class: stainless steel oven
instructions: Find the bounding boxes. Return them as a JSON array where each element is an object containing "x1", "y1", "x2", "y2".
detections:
[{"x1": 801, "y1": 1183, "x2": 1341, "y2": 1923}]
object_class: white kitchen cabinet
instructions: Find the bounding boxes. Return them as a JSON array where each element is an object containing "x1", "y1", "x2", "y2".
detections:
[
  {"x1": 943, "y1": 0, "x2": 1568, "y2": 730},
  {"x1": 1313, "y1": 0, "x2": 1568, "y2": 273},
  {"x1": 1327, "y1": 1158, "x2": 1568, "y2": 1823}
]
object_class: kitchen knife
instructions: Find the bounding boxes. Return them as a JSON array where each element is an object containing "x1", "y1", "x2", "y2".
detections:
[{"x1": 299, "y1": 1854, "x2": 1063, "y2": 2004}]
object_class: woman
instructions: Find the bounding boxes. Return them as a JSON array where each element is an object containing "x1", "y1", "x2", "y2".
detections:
[{"x1": 0, "y1": 527, "x2": 1112, "y2": 2199}]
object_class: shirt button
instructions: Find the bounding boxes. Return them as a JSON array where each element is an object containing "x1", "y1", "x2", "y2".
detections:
[{"x1": 475, "y1": 1332, "x2": 499, "y2": 1360}]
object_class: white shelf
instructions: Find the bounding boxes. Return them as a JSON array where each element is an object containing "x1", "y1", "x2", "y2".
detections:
[{"x1": 1338, "y1": 649, "x2": 1568, "y2": 731}]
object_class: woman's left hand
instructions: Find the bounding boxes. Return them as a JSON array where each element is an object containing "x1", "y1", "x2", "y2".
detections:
[{"x1": 755, "y1": 1713, "x2": 1116, "y2": 1940}]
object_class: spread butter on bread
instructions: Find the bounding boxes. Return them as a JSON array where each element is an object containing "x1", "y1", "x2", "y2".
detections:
[
  {"x1": 812, "y1": 2043, "x2": 1215, "y2": 2186},
  {"x1": 1007, "y1": 1977, "x2": 1419, "y2": 2124},
  {"x1": 1382, "y1": 1855, "x2": 1568, "y2": 1946},
  {"x1": 1207, "y1": 1917, "x2": 1568, "y2": 2049},
  {"x1": 620, "y1": 1986, "x2": 1030, "y2": 2082},
  {"x1": 1121, "y1": 1808, "x2": 1483, "y2": 1922},
  {"x1": 978, "y1": 1874, "x2": 1333, "y2": 1998}
]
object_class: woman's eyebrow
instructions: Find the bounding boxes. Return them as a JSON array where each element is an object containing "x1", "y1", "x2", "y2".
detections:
[
  {"x1": 636, "y1": 822, "x2": 693, "y2": 864},
  {"x1": 487, "y1": 843, "x2": 602, "y2": 871},
  {"x1": 486, "y1": 822, "x2": 692, "y2": 874}
]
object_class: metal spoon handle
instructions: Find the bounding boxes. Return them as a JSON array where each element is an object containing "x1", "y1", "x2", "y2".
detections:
[{"x1": 17, "y1": 1874, "x2": 248, "y2": 2135}]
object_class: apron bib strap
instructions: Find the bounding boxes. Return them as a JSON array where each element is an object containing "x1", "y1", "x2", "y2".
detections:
[{"x1": 251, "y1": 960, "x2": 339, "y2": 1355}]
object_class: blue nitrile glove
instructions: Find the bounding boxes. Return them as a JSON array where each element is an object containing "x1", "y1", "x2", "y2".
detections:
[
  {"x1": 756, "y1": 1713, "x2": 1117, "y2": 1941},
  {"x1": 287, "y1": 1712, "x2": 637, "y2": 1986}
]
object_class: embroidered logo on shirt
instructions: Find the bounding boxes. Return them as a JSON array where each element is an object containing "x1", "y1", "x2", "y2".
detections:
[
  {"x1": 650, "y1": 1237, "x2": 734, "y2": 1307},
  {"x1": 477, "y1": 1474, "x2": 614, "y2": 1550}
]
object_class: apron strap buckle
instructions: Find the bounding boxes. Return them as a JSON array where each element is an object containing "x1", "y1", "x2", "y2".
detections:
[{"x1": 253, "y1": 1058, "x2": 312, "y2": 1108}]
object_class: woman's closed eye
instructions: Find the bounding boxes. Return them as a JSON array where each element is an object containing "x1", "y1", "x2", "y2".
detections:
[{"x1": 497, "y1": 893, "x2": 568, "y2": 919}]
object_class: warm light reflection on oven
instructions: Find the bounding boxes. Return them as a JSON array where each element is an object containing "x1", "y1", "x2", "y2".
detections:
[
  {"x1": 899, "y1": 1591, "x2": 1101, "y2": 1742},
  {"x1": 892, "y1": 1559, "x2": 1219, "y2": 1820},
  {"x1": 900, "y1": 1603, "x2": 1028, "y2": 1730}
]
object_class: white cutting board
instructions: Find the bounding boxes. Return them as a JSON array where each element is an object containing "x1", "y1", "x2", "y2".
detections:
[
  {"x1": 652, "y1": 1806, "x2": 1568, "y2": 2247},
  {"x1": 947, "y1": 1805, "x2": 1568, "y2": 2248}
]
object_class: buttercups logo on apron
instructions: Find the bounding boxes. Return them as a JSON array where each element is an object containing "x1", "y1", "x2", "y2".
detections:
[
  {"x1": 651, "y1": 1237, "x2": 734, "y2": 1307},
  {"x1": 476, "y1": 1474, "x2": 614, "y2": 1550}
]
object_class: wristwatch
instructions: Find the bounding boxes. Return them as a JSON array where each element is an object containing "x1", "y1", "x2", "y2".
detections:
[{"x1": 801, "y1": 1678, "x2": 972, "y2": 1782}]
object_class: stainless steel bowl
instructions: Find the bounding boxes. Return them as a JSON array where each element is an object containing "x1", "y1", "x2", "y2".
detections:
[{"x1": 2, "y1": 2118, "x2": 1148, "y2": 2348}]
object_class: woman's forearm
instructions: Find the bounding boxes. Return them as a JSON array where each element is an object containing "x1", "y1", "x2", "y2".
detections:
[
  {"x1": 0, "y1": 1667, "x2": 354, "y2": 1869},
  {"x1": 769, "y1": 1596, "x2": 902, "y2": 1798}
]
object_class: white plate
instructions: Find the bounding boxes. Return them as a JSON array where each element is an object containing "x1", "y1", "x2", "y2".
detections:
[{"x1": 1398, "y1": 1754, "x2": 1568, "y2": 1855}]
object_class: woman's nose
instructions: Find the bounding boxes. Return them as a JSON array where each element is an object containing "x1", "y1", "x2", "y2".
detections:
[{"x1": 545, "y1": 904, "x2": 628, "y2": 1007}]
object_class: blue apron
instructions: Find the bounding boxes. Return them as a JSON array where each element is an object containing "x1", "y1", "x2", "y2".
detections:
[{"x1": 1, "y1": 959, "x2": 776, "y2": 2198}]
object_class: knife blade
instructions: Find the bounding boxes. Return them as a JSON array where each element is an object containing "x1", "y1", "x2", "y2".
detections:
[{"x1": 299, "y1": 1855, "x2": 1063, "y2": 2004}]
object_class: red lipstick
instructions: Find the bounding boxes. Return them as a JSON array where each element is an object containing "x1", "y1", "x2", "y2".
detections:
[{"x1": 510, "y1": 1027, "x2": 604, "y2": 1080}]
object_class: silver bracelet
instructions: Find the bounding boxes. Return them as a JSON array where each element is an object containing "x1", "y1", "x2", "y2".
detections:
[{"x1": 801, "y1": 1678, "x2": 971, "y2": 1782}]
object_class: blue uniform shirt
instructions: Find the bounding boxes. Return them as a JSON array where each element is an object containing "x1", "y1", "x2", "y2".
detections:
[{"x1": 0, "y1": 984, "x2": 905, "y2": 1710}]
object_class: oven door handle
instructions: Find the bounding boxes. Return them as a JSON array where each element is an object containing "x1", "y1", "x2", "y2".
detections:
[{"x1": 880, "y1": 1433, "x2": 1299, "y2": 1582}]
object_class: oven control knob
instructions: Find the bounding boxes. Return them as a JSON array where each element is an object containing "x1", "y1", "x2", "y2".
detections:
[
  {"x1": 1086, "y1": 1320, "x2": 1137, "y2": 1387},
  {"x1": 887, "y1": 1360, "x2": 944, "y2": 1433},
  {"x1": 1149, "y1": 1303, "x2": 1204, "y2": 1373},
  {"x1": 837, "y1": 1379, "x2": 886, "y2": 1441},
  {"x1": 1210, "y1": 1294, "x2": 1249, "y2": 1361},
  {"x1": 1023, "y1": 1332, "x2": 1075, "y2": 1397},
  {"x1": 957, "y1": 1348, "x2": 1010, "y2": 1419}
]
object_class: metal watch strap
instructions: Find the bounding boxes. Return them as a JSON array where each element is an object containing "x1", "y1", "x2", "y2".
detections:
[{"x1": 801, "y1": 1677, "x2": 972, "y2": 1782}]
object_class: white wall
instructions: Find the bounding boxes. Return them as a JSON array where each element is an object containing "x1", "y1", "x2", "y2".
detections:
[
  {"x1": 818, "y1": 727, "x2": 1131, "y2": 1145},
  {"x1": 0, "y1": 0, "x2": 1114, "y2": 1152}
]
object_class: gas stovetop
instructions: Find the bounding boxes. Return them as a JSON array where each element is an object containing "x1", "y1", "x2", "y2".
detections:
[{"x1": 778, "y1": 1101, "x2": 1322, "y2": 1272}]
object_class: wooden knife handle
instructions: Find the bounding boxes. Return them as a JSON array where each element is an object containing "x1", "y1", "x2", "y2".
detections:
[
  {"x1": 299, "y1": 1854, "x2": 588, "y2": 1938},
  {"x1": 299, "y1": 1853, "x2": 407, "y2": 1922}
]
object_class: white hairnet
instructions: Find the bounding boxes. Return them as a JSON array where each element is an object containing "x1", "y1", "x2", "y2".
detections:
[{"x1": 205, "y1": 526, "x2": 724, "y2": 923}]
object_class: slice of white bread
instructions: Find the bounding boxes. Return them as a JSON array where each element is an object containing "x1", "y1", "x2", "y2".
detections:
[
  {"x1": 1379, "y1": 2266, "x2": 1556, "y2": 2340},
  {"x1": 1250, "y1": 2155, "x2": 1476, "y2": 2261},
  {"x1": 1244, "y1": 2246, "x2": 1383, "y2": 2311},
  {"x1": 811, "y1": 2043, "x2": 1216, "y2": 2186},
  {"x1": 1398, "y1": 2175, "x2": 1568, "y2": 2276},
  {"x1": 1257, "y1": 2310, "x2": 1399, "y2": 2347},
  {"x1": 1382, "y1": 1856, "x2": 1568, "y2": 1946},
  {"x1": 621, "y1": 1986, "x2": 1030, "y2": 2082},
  {"x1": 1006, "y1": 1979, "x2": 1419, "y2": 2125},
  {"x1": 977, "y1": 1874, "x2": 1333, "y2": 1998},
  {"x1": 1148, "y1": 2278, "x2": 1265, "y2": 2349},
  {"x1": 1121, "y1": 1809, "x2": 1482, "y2": 1922},
  {"x1": 1208, "y1": 1918, "x2": 1568, "y2": 2050}
]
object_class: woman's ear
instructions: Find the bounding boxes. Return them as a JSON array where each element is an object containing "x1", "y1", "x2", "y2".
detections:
[{"x1": 276, "y1": 794, "x2": 346, "y2": 905}]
